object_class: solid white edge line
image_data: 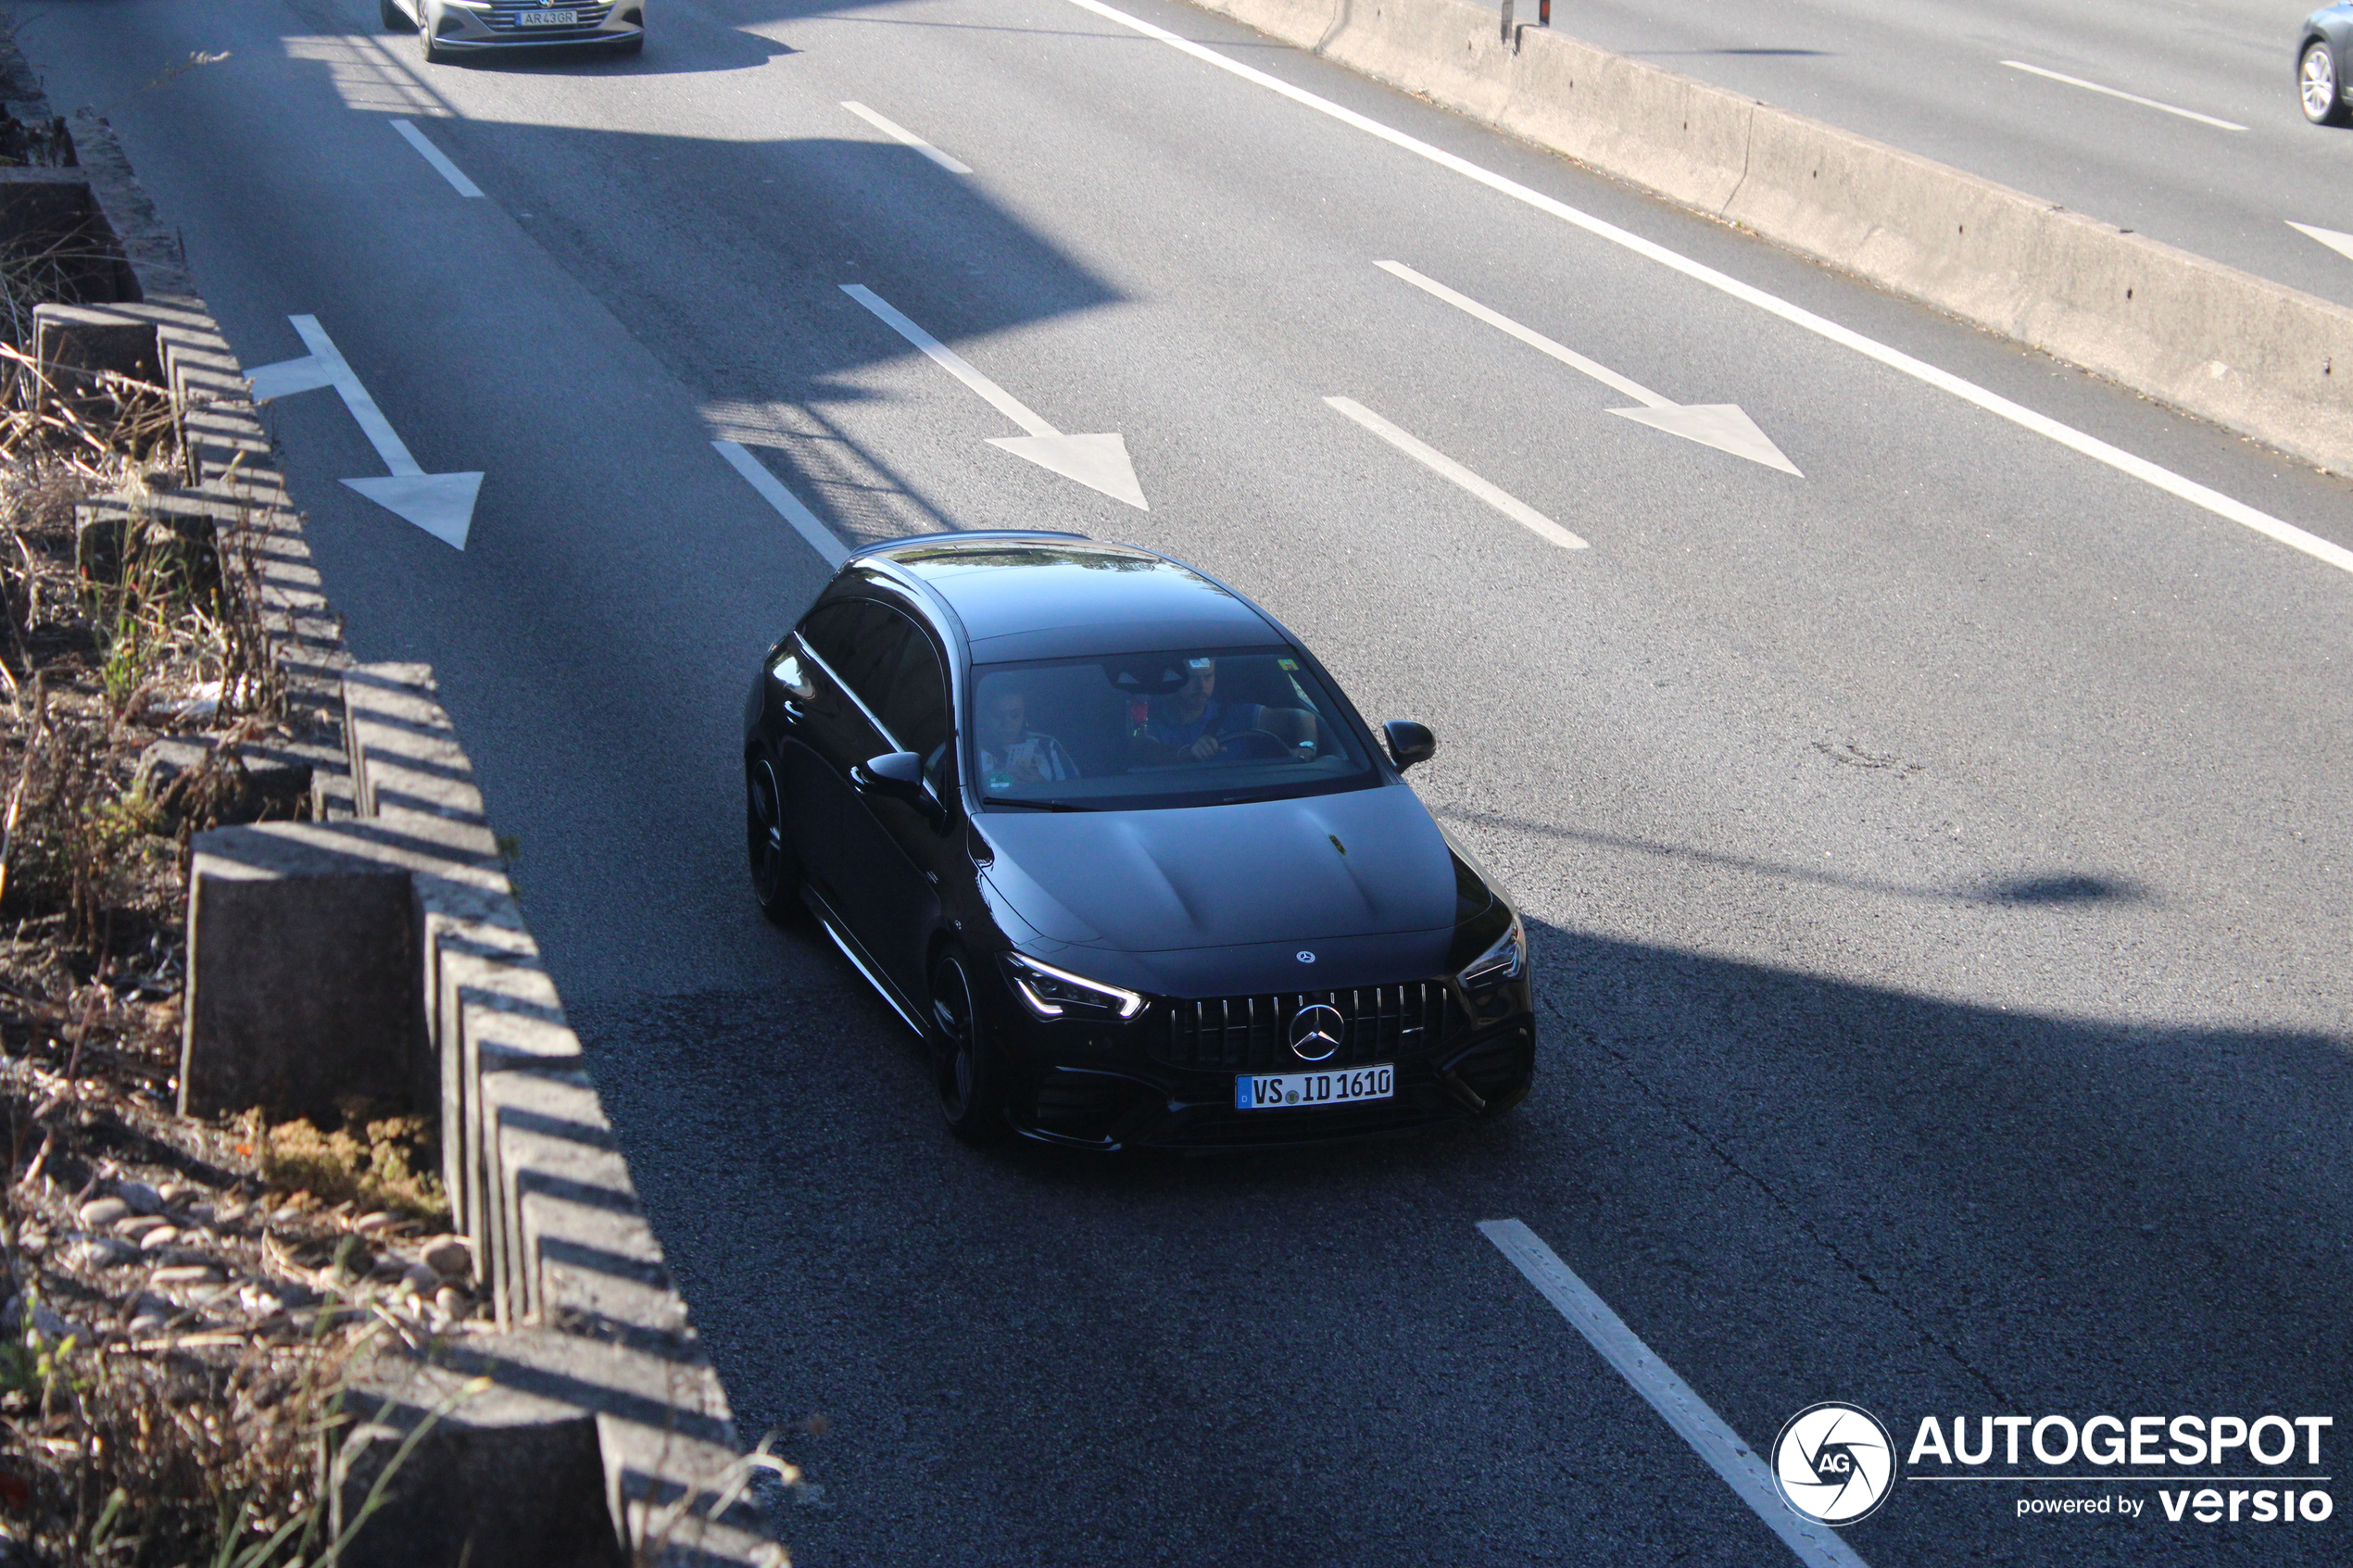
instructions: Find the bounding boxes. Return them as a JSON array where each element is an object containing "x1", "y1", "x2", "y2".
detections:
[
  {"x1": 840, "y1": 101, "x2": 975, "y2": 174},
  {"x1": 712, "y1": 440, "x2": 849, "y2": 567},
  {"x1": 838, "y1": 283, "x2": 1058, "y2": 437},
  {"x1": 1058, "y1": 0, "x2": 2353, "y2": 579},
  {"x1": 1998, "y1": 61, "x2": 2246, "y2": 132},
  {"x1": 389, "y1": 118, "x2": 484, "y2": 198},
  {"x1": 1376, "y1": 259, "x2": 1667, "y2": 408},
  {"x1": 1477, "y1": 1221, "x2": 1873, "y2": 1568},
  {"x1": 1324, "y1": 396, "x2": 1589, "y2": 549}
]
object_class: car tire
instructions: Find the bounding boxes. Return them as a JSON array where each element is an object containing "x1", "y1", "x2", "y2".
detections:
[
  {"x1": 746, "y1": 758, "x2": 802, "y2": 925},
  {"x1": 2302, "y1": 39, "x2": 2348, "y2": 126},
  {"x1": 929, "y1": 948, "x2": 1007, "y2": 1143},
  {"x1": 420, "y1": 7, "x2": 448, "y2": 63},
  {"x1": 380, "y1": 0, "x2": 408, "y2": 30}
]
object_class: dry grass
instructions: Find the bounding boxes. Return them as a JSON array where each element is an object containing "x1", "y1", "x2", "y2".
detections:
[
  {"x1": 247, "y1": 1109, "x2": 447, "y2": 1225},
  {"x1": 0, "y1": 159, "x2": 463, "y2": 1564}
]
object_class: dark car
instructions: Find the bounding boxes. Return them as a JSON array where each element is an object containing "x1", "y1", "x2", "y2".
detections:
[
  {"x1": 2302, "y1": 7, "x2": 2352, "y2": 124},
  {"x1": 741, "y1": 532, "x2": 1535, "y2": 1149}
]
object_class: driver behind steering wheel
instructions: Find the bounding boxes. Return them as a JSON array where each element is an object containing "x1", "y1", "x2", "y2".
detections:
[{"x1": 1132, "y1": 657, "x2": 1318, "y2": 765}]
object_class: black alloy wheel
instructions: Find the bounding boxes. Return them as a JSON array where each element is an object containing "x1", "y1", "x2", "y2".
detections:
[
  {"x1": 2303, "y1": 39, "x2": 2349, "y2": 126},
  {"x1": 380, "y1": 0, "x2": 407, "y2": 30},
  {"x1": 746, "y1": 759, "x2": 800, "y2": 924},
  {"x1": 928, "y1": 949, "x2": 1006, "y2": 1142}
]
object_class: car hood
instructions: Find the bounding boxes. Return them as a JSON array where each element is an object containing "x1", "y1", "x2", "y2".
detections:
[{"x1": 975, "y1": 784, "x2": 1465, "y2": 953}]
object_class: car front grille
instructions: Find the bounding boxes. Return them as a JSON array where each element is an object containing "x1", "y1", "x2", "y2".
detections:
[
  {"x1": 484, "y1": 4, "x2": 612, "y2": 33},
  {"x1": 1156, "y1": 982, "x2": 1455, "y2": 1072}
]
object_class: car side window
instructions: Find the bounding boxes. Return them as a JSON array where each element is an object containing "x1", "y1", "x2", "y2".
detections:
[
  {"x1": 880, "y1": 629, "x2": 950, "y2": 762},
  {"x1": 800, "y1": 599, "x2": 904, "y2": 719},
  {"x1": 796, "y1": 601, "x2": 865, "y2": 676}
]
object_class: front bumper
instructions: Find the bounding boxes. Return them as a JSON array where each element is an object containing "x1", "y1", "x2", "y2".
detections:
[
  {"x1": 991, "y1": 977, "x2": 1536, "y2": 1150},
  {"x1": 425, "y1": 0, "x2": 642, "y2": 49}
]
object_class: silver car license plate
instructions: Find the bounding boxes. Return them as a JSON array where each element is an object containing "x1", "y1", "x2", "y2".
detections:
[
  {"x1": 1235, "y1": 1063, "x2": 1393, "y2": 1110},
  {"x1": 518, "y1": 8, "x2": 579, "y2": 24}
]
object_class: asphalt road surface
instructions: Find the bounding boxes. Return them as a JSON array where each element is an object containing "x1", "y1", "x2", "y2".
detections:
[
  {"x1": 1555, "y1": 0, "x2": 2353, "y2": 309},
  {"x1": 19, "y1": 0, "x2": 2353, "y2": 1562}
]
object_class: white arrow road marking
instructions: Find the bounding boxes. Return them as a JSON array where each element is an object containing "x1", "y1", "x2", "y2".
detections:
[
  {"x1": 245, "y1": 315, "x2": 483, "y2": 549},
  {"x1": 1998, "y1": 61, "x2": 2246, "y2": 132},
  {"x1": 1063, "y1": 0, "x2": 2353, "y2": 579},
  {"x1": 839, "y1": 283, "x2": 1148, "y2": 509},
  {"x1": 390, "y1": 118, "x2": 484, "y2": 197},
  {"x1": 711, "y1": 440, "x2": 849, "y2": 566},
  {"x1": 1379, "y1": 260, "x2": 1801, "y2": 475},
  {"x1": 2288, "y1": 221, "x2": 2353, "y2": 265},
  {"x1": 1324, "y1": 396, "x2": 1588, "y2": 550},
  {"x1": 840, "y1": 102, "x2": 973, "y2": 174},
  {"x1": 1478, "y1": 1221, "x2": 1873, "y2": 1568}
]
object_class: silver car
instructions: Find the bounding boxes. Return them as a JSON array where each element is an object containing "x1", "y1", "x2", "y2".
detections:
[{"x1": 384, "y1": 0, "x2": 644, "y2": 62}]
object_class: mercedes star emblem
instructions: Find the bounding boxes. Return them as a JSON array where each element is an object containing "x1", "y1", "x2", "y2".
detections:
[{"x1": 1288, "y1": 1003, "x2": 1345, "y2": 1061}]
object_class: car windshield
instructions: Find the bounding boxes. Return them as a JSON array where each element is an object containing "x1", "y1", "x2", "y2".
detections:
[{"x1": 968, "y1": 647, "x2": 1380, "y2": 811}]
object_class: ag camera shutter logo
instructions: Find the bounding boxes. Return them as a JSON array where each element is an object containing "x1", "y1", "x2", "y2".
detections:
[{"x1": 1773, "y1": 1402, "x2": 1897, "y2": 1525}]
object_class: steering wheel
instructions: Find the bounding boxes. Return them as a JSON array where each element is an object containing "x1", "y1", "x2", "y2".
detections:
[{"x1": 1215, "y1": 727, "x2": 1302, "y2": 761}]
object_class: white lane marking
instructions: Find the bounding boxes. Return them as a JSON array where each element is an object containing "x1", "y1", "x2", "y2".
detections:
[
  {"x1": 840, "y1": 101, "x2": 974, "y2": 174},
  {"x1": 839, "y1": 283, "x2": 1149, "y2": 508},
  {"x1": 1059, "y1": 0, "x2": 2353, "y2": 579},
  {"x1": 390, "y1": 117, "x2": 484, "y2": 197},
  {"x1": 712, "y1": 440, "x2": 849, "y2": 566},
  {"x1": 1478, "y1": 1221, "x2": 1872, "y2": 1568},
  {"x1": 246, "y1": 315, "x2": 482, "y2": 548},
  {"x1": 2288, "y1": 220, "x2": 2353, "y2": 265},
  {"x1": 1324, "y1": 396, "x2": 1588, "y2": 549},
  {"x1": 1999, "y1": 60, "x2": 2246, "y2": 132},
  {"x1": 1379, "y1": 258, "x2": 1665, "y2": 406},
  {"x1": 841, "y1": 283, "x2": 1053, "y2": 434},
  {"x1": 1378, "y1": 259, "x2": 1801, "y2": 474}
]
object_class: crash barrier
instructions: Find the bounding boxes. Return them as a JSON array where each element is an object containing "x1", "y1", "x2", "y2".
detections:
[
  {"x1": 1185, "y1": 0, "x2": 2353, "y2": 477},
  {"x1": 0, "y1": 88, "x2": 778, "y2": 1567}
]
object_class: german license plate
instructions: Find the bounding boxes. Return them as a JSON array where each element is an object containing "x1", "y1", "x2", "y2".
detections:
[
  {"x1": 1236, "y1": 1063, "x2": 1393, "y2": 1110},
  {"x1": 518, "y1": 8, "x2": 579, "y2": 24}
]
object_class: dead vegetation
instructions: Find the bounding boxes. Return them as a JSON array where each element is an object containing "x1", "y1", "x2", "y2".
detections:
[{"x1": 0, "y1": 227, "x2": 472, "y2": 1562}]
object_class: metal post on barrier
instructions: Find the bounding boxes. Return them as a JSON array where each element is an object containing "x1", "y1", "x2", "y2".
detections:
[
  {"x1": 1539, "y1": 0, "x2": 1551, "y2": 25},
  {"x1": 1500, "y1": 0, "x2": 1513, "y2": 44}
]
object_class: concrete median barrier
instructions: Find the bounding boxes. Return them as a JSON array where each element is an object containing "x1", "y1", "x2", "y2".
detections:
[{"x1": 1187, "y1": 0, "x2": 2353, "y2": 476}]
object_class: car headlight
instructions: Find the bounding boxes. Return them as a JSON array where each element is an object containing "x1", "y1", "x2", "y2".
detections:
[
  {"x1": 1001, "y1": 952, "x2": 1146, "y2": 1021},
  {"x1": 1457, "y1": 914, "x2": 1526, "y2": 990}
]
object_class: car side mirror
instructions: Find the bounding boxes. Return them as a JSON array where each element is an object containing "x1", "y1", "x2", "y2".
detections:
[
  {"x1": 855, "y1": 751, "x2": 946, "y2": 825},
  {"x1": 1383, "y1": 720, "x2": 1437, "y2": 771}
]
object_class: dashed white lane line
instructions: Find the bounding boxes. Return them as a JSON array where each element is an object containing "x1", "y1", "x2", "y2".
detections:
[
  {"x1": 1478, "y1": 1220, "x2": 1872, "y2": 1568},
  {"x1": 1059, "y1": 0, "x2": 2353, "y2": 580},
  {"x1": 841, "y1": 101, "x2": 974, "y2": 174},
  {"x1": 712, "y1": 440, "x2": 849, "y2": 566},
  {"x1": 389, "y1": 118, "x2": 484, "y2": 197},
  {"x1": 1323, "y1": 396, "x2": 1588, "y2": 550},
  {"x1": 1999, "y1": 61, "x2": 2246, "y2": 132}
]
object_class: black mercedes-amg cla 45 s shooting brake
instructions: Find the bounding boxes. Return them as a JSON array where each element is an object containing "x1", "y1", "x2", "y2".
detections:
[{"x1": 742, "y1": 532, "x2": 1535, "y2": 1149}]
